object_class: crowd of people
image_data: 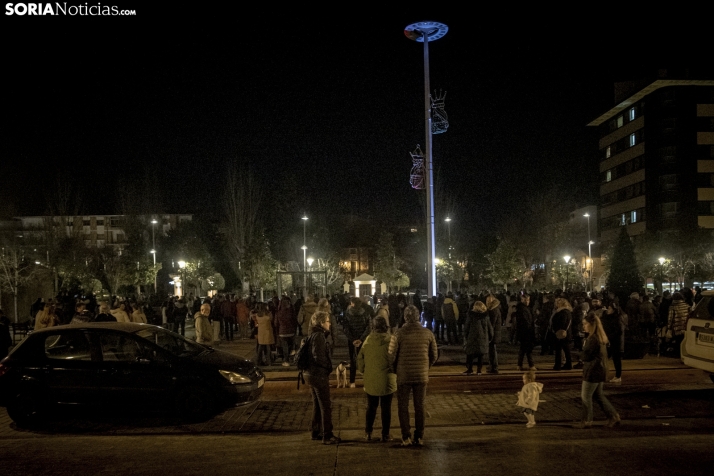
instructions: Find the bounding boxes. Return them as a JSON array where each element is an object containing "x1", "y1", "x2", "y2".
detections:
[{"x1": 12, "y1": 283, "x2": 705, "y2": 445}]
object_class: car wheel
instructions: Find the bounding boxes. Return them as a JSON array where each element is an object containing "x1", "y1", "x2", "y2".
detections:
[
  {"x1": 7, "y1": 390, "x2": 47, "y2": 427},
  {"x1": 175, "y1": 386, "x2": 216, "y2": 421}
]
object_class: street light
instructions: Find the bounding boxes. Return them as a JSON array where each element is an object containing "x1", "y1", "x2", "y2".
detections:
[
  {"x1": 583, "y1": 213, "x2": 593, "y2": 293},
  {"x1": 564, "y1": 255, "x2": 571, "y2": 291},
  {"x1": 445, "y1": 216, "x2": 452, "y2": 258},
  {"x1": 177, "y1": 260, "x2": 186, "y2": 298},
  {"x1": 150, "y1": 249, "x2": 157, "y2": 293},
  {"x1": 301, "y1": 214, "x2": 308, "y2": 270},
  {"x1": 405, "y1": 20, "x2": 448, "y2": 298}
]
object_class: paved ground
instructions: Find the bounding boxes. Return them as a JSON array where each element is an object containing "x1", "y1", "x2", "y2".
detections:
[{"x1": 1, "y1": 321, "x2": 712, "y2": 439}]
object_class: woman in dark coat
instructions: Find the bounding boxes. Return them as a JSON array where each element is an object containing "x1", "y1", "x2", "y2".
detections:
[
  {"x1": 462, "y1": 301, "x2": 494, "y2": 375},
  {"x1": 305, "y1": 311, "x2": 340, "y2": 444},
  {"x1": 551, "y1": 298, "x2": 573, "y2": 370},
  {"x1": 275, "y1": 296, "x2": 297, "y2": 366},
  {"x1": 574, "y1": 312, "x2": 621, "y2": 428}
]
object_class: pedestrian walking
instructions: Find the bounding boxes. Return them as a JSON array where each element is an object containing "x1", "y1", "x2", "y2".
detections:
[
  {"x1": 573, "y1": 312, "x2": 621, "y2": 429},
  {"x1": 389, "y1": 305, "x2": 438, "y2": 446},
  {"x1": 357, "y1": 315, "x2": 397, "y2": 442},
  {"x1": 462, "y1": 301, "x2": 493, "y2": 375},
  {"x1": 172, "y1": 298, "x2": 188, "y2": 336},
  {"x1": 516, "y1": 370, "x2": 542, "y2": 428},
  {"x1": 305, "y1": 311, "x2": 341, "y2": 444}
]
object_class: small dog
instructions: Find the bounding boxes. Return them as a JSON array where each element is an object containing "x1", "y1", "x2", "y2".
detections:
[{"x1": 335, "y1": 361, "x2": 348, "y2": 388}]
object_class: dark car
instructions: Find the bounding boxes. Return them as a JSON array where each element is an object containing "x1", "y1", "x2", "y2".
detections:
[{"x1": 0, "y1": 322, "x2": 264, "y2": 426}]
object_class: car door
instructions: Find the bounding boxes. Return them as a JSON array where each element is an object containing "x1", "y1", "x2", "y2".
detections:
[
  {"x1": 38, "y1": 329, "x2": 102, "y2": 405},
  {"x1": 682, "y1": 295, "x2": 714, "y2": 373},
  {"x1": 94, "y1": 330, "x2": 176, "y2": 406}
]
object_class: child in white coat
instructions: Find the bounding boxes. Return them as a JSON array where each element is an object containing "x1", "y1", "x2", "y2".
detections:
[{"x1": 516, "y1": 370, "x2": 543, "y2": 428}]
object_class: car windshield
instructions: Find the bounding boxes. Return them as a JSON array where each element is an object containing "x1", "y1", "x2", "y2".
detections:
[{"x1": 133, "y1": 327, "x2": 208, "y2": 357}]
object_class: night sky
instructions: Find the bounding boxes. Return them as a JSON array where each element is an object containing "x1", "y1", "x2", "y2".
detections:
[{"x1": 2, "y1": 6, "x2": 710, "y2": 233}]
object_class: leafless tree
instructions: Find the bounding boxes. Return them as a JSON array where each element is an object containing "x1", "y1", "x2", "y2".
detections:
[{"x1": 223, "y1": 166, "x2": 262, "y2": 278}]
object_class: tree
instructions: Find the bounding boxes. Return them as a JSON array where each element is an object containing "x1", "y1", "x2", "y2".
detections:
[
  {"x1": 223, "y1": 166, "x2": 262, "y2": 280},
  {"x1": 0, "y1": 245, "x2": 39, "y2": 322},
  {"x1": 606, "y1": 227, "x2": 644, "y2": 304},
  {"x1": 372, "y1": 232, "x2": 403, "y2": 292},
  {"x1": 485, "y1": 240, "x2": 524, "y2": 291},
  {"x1": 243, "y1": 233, "x2": 278, "y2": 293}
]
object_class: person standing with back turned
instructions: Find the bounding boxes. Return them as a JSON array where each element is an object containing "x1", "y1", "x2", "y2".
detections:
[{"x1": 389, "y1": 304, "x2": 438, "y2": 447}]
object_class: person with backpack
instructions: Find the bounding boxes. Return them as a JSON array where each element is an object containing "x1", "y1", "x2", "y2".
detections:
[{"x1": 304, "y1": 311, "x2": 340, "y2": 445}]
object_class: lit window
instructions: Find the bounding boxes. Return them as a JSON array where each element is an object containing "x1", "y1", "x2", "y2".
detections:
[
  {"x1": 606, "y1": 170, "x2": 612, "y2": 182},
  {"x1": 605, "y1": 146, "x2": 611, "y2": 158},
  {"x1": 629, "y1": 133, "x2": 636, "y2": 147},
  {"x1": 631, "y1": 210, "x2": 637, "y2": 223},
  {"x1": 410, "y1": 228, "x2": 417, "y2": 233},
  {"x1": 629, "y1": 108, "x2": 636, "y2": 121},
  {"x1": 620, "y1": 214, "x2": 626, "y2": 226},
  {"x1": 617, "y1": 116, "x2": 624, "y2": 128}
]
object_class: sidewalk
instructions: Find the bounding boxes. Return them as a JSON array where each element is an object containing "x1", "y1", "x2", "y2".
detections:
[{"x1": 192, "y1": 321, "x2": 692, "y2": 382}]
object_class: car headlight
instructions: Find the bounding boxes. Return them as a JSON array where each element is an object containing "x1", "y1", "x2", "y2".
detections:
[{"x1": 219, "y1": 370, "x2": 252, "y2": 385}]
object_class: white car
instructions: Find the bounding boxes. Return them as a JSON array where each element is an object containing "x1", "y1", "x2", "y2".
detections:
[{"x1": 681, "y1": 290, "x2": 714, "y2": 382}]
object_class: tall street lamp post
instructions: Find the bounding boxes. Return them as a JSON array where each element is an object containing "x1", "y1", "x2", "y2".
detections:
[
  {"x1": 564, "y1": 255, "x2": 571, "y2": 291},
  {"x1": 405, "y1": 21, "x2": 448, "y2": 298},
  {"x1": 583, "y1": 213, "x2": 593, "y2": 292},
  {"x1": 151, "y1": 219, "x2": 158, "y2": 294}
]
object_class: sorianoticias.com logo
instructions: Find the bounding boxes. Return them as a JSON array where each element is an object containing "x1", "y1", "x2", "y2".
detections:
[{"x1": 5, "y1": 3, "x2": 137, "y2": 15}]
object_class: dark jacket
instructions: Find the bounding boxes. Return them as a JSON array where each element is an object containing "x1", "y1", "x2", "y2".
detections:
[
  {"x1": 463, "y1": 310, "x2": 493, "y2": 355},
  {"x1": 388, "y1": 321, "x2": 438, "y2": 385},
  {"x1": 305, "y1": 327, "x2": 332, "y2": 379},
  {"x1": 515, "y1": 302, "x2": 535, "y2": 342},
  {"x1": 486, "y1": 298, "x2": 502, "y2": 343},
  {"x1": 344, "y1": 305, "x2": 371, "y2": 343},
  {"x1": 582, "y1": 335, "x2": 608, "y2": 382},
  {"x1": 551, "y1": 309, "x2": 573, "y2": 339},
  {"x1": 276, "y1": 307, "x2": 298, "y2": 336}
]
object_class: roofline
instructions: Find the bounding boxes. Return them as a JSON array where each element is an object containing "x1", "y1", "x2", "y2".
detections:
[{"x1": 587, "y1": 79, "x2": 714, "y2": 127}]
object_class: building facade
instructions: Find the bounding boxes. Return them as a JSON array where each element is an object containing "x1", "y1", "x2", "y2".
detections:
[
  {"x1": 13, "y1": 214, "x2": 192, "y2": 252},
  {"x1": 588, "y1": 73, "x2": 714, "y2": 245}
]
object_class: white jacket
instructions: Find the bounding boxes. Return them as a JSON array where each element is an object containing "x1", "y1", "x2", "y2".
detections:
[{"x1": 516, "y1": 382, "x2": 543, "y2": 411}]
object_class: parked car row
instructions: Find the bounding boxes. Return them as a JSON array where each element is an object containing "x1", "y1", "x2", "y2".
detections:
[{"x1": 0, "y1": 322, "x2": 264, "y2": 426}]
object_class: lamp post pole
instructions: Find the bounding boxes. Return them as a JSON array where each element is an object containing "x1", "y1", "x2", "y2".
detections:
[
  {"x1": 564, "y1": 255, "x2": 571, "y2": 291},
  {"x1": 405, "y1": 21, "x2": 448, "y2": 298},
  {"x1": 151, "y1": 219, "x2": 158, "y2": 294},
  {"x1": 583, "y1": 213, "x2": 592, "y2": 293}
]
